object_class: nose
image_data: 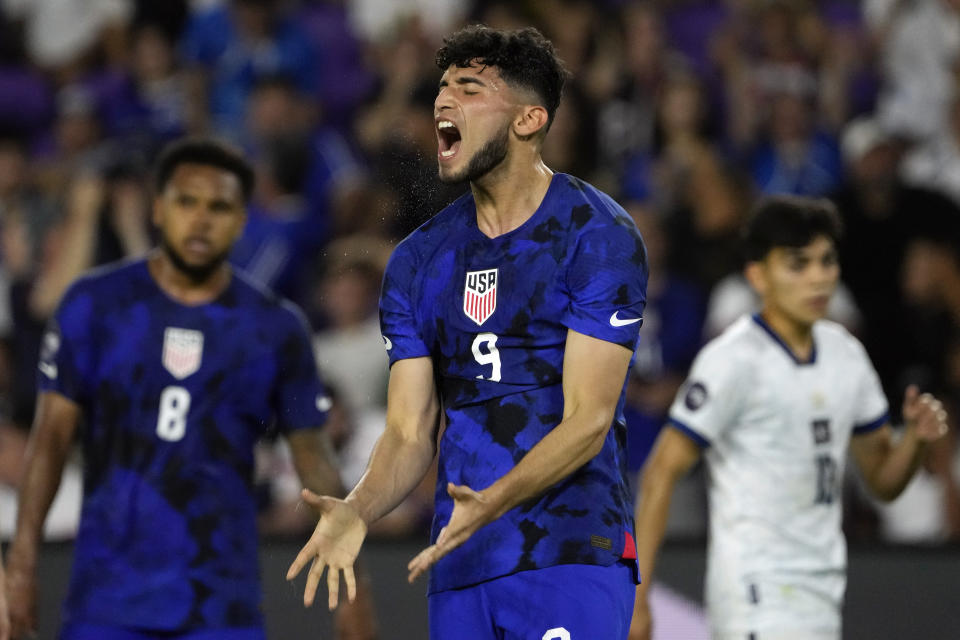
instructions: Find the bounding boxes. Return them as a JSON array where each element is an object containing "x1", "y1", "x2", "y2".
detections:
[
  {"x1": 188, "y1": 205, "x2": 214, "y2": 232},
  {"x1": 435, "y1": 86, "x2": 454, "y2": 113}
]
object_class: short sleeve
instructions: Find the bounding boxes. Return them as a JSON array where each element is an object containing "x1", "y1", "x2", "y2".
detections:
[
  {"x1": 273, "y1": 304, "x2": 329, "y2": 433},
  {"x1": 667, "y1": 343, "x2": 746, "y2": 448},
  {"x1": 562, "y1": 222, "x2": 649, "y2": 350},
  {"x1": 379, "y1": 242, "x2": 430, "y2": 366},
  {"x1": 38, "y1": 282, "x2": 96, "y2": 402},
  {"x1": 851, "y1": 341, "x2": 889, "y2": 435}
]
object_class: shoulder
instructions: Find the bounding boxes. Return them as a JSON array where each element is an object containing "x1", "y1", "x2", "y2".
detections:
[
  {"x1": 697, "y1": 315, "x2": 764, "y2": 370},
  {"x1": 387, "y1": 192, "x2": 472, "y2": 268},
  {"x1": 558, "y1": 174, "x2": 639, "y2": 234},
  {"x1": 556, "y1": 174, "x2": 647, "y2": 265},
  {"x1": 813, "y1": 319, "x2": 869, "y2": 360}
]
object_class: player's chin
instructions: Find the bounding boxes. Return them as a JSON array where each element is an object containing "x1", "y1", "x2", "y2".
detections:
[
  {"x1": 437, "y1": 163, "x2": 467, "y2": 185},
  {"x1": 804, "y1": 296, "x2": 831, "y2": 319},
  {"x1": 796, "y1": 306, "x2": 828, "y2": 326}
]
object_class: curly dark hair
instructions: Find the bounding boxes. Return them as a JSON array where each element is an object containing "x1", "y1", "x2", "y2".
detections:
[{"x1": 435, "y1": 25, "x2": 569, "y2": 130}]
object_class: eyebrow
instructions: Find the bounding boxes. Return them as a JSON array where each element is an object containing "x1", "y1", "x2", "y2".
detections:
[{"x1": 438, "y1": 76, "x2": 487, "y2": 90}]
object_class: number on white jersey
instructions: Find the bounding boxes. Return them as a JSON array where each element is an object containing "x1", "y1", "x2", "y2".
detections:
[
  {"x1": 472, "y1": 332, "x2": 501, "y2": 382},
  {"x1": 156, "y1": 385, "x2": 191, "y2": 441},
  {"x1": 814, "y1": 454, "x2": 838, "y2": 505}
]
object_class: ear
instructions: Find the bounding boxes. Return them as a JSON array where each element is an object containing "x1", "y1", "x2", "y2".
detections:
[
  {"x1": 513, "y1": 105, "x2": 549, "y2": 139},
  {"x1": 744, "y1": 260, "x2": 767, "y2": 297}
]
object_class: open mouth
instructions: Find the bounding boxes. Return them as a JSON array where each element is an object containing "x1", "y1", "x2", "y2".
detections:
[
  {"x1": 185, "y1": 237, "x2": 212, "y2": 253},
  {"x1": 437, "y1": 120, "x2": 462, "y2": 159}
]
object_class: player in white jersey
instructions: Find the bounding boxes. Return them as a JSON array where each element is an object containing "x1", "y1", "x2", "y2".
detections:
[{"x1": 628, "y1": 196, "x2": 950, "y2": 640}]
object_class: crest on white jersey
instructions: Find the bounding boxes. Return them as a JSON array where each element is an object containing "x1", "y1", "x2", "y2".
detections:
[
  {"x1": 162, "y1": 327, "x2": 204, "y2": 379},
  {"x1": 463, "y1": 268, "x2": 498, "y2": 326}
]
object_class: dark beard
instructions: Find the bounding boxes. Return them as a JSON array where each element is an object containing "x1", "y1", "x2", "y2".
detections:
[
  {"x1": 440, "y1": 123, "x2": 510, "y2": 184},
  {"x1": 160, "y1": 233, "x2": 229, "y2": 285}
]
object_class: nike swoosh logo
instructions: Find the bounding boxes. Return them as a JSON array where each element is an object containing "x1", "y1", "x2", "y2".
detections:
[
  {"x1": 39, "y1": 361, "x2": 58, "y2": 379},
  {"x1": 316, "y1": 395, "x2": 333, "y2": 412},
  {"x1": 609, "y1": 312, "x2": 642, "y2": 327},
  {"x1": 383, "y1": 336, "x2": 392, "y2": 351}
]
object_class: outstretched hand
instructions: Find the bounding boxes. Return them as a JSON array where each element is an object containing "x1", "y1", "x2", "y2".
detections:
[
  {"x1": 902, "y1": 385, "x2": 949, "y2": 443},
  {"x1": 407, "y1": 483, "x2": 496, "y2": 583},
  {"x1": 286, "y1": 489, "x2": 368, "y2": 611}
]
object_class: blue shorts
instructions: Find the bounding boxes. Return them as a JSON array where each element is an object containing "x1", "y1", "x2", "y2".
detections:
[
  {"x1": 428, "y1": 561, "x2": 636, "y2": 640},
  {"x1": 60, "y1": 622, "x2": 266, "y2": 640}
]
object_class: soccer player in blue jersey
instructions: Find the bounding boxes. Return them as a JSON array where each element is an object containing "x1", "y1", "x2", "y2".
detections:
[
  {"x1": 4, "y1": 139, "x2": 375, "y2": 640},
  {"x1": 288, "y1": 26, "x2": 649, "y2": 639}
]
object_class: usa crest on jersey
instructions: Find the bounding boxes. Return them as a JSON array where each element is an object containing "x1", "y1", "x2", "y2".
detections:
[
  {"x1": 463, "y1": 268, "x2": 498, "y2": 326},
  {"x1": 162, "y1": 327, "x2": 204, "y2": 379}
]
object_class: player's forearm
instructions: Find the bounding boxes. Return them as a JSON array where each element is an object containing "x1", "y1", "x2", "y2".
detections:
[
  {"x1": 633, "y1": 466, "x2": 681, "y2": 592},
  {"x1": 8, "y1": 440, "x2": 72, "y2": 567},
  {"x1": 867, "y1": 429, "x2": 928, "y2": 502},
  {"x1": 289, "y1": 430, "x2": 347, "y2": 498},
  {"x1": 481, "y1": 411, "x2": 610, "y2": 521},
  {"x1": 345, "y1": 427, "x2": 436, "y2": 525}
]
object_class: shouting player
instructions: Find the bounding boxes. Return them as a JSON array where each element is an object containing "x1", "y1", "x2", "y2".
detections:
[
  {"x1": 628, "y1": 196, "x2": 950, "y2": 640},
  {"x1": 287, "y1": 25, "x2": 649, "y2": 640},
  {"x1": 4, "y1": 138, "x2": 375, "y2": 640}
]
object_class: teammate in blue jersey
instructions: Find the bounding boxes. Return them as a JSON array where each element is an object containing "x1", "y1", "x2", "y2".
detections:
[
  {"x1": 288, "y1": 26, "x2": 649, "y2": 639},
  {"x1": 4, "y1": 139, "x2": 375, "y2": 640}
]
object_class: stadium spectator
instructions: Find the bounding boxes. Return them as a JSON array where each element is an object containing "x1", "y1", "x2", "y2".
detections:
[{"x1": 181, "y1": 0, "x2": 320, "y2": 137}]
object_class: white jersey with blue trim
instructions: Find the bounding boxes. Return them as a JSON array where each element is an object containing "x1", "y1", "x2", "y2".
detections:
[{"x1": 667, "y1": 313, "x2": 888, "y2": 635}]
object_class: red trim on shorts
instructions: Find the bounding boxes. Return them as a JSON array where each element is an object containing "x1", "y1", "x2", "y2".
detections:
[{"x1": 622, "y1": 531, "x2": 637, "y2": 559}]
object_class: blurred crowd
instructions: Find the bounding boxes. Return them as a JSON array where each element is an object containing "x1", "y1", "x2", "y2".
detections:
[{"x1": 0, "y1": 0, "x2": 958, "y2": 546}]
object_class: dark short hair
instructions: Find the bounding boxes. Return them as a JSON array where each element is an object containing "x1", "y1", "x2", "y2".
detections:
[
  {"x1": 743, "y1": 196, "x2": 843, "y2": 262},
  {"x1": 154, "y1": 137, "x2": 255, "y2": 202},
  {"x1": 435, "y1": 25, "x2": 569, "y2": 130}
]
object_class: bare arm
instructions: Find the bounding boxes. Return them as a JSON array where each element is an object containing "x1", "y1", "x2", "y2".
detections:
[
  {"x1": 628, "y1": 427, "x2": 702, "y2": 640},
  {"x1": 345, "y1": 356, "x2": 440, "y2": 524},
  {"x1": 406, "y1": 329, "x2": 635, "y2": 580},
  {"x1": 287, "y1": 428, "x2": 346, "y2": 498},
  {"x1": 6, "y1": 392, "x2": 81, "y2": 638},
  {"x1": 633, "y1": 428, "x2": 702, "y2": 592},
  {"x1": 286, "y1": 357, "x2": 439, "y2": 608},
  {"x1": 851, "y1": 386, "x2": 949, "y2": 502},
  {"x1": 0, "y1": 559, "x2": 8, "y2": 640}
]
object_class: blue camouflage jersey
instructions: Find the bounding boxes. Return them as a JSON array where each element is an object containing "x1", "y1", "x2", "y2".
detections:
[
  {"x1": 380, "y1": 173, "x2": 648, "y2": 593},
  {"x1": 37, "y1": 259, "x2": 327, "y2": 631}
]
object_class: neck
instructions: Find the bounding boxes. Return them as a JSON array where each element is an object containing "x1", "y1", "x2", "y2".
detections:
[
  {"x1": 148, "y1": 249, "x2": 232, "y2": 305},
  {"x1": 470, "y1": 151, "x2": 554, "y2": 238},
  {"x1": 760, "y1": 307, "x2": 815, "y2": 361}
]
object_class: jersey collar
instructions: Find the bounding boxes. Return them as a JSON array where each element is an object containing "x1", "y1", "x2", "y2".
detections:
[{"x1": 751, "y1": 313, "x2": 817, "y2": 366}]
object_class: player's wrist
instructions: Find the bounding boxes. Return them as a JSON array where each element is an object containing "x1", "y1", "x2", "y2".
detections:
[
  {"x1": 901, "y1": 422, "x2": 928, "y2": 445},
  {"x1": 343, "y1": 494, "x2": 374, "y2": 526},
  {"x1": 5, "y1": 542, "x2": 38, "y2": 574},
  {"x1": 479, "y1": 484, "x2": 509, "y2": 522}
]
